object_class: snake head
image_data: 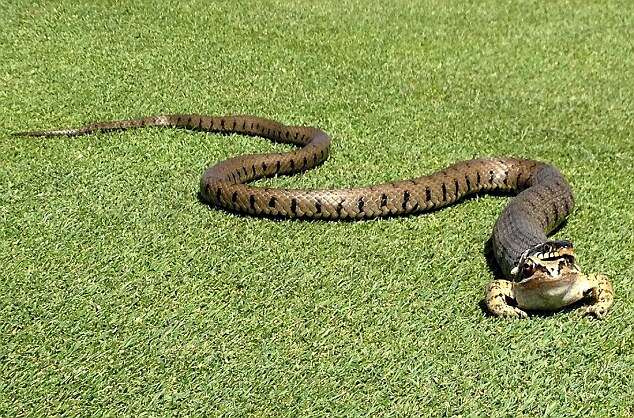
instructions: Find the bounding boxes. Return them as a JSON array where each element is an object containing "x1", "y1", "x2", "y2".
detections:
[{"x1": 511, "y1": 240, "x2": 578, "y2": 280}]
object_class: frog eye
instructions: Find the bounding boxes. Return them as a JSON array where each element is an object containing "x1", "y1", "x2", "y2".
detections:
[{"x1": 521, "y1": 260, "x2": 535, "y2": 278}]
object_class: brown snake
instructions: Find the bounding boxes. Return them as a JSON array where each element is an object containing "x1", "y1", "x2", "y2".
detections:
[{"x1": 15, "y1": 114, "x2": 614, "y2": 318}]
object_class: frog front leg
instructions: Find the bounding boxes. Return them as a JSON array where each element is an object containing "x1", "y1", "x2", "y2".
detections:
[
  {"x1": 581, "y1": 273, "x2": 614, "y2": 319},
  {"x1": 484, "y1": 280, "x2": 528, "y2": 318}
]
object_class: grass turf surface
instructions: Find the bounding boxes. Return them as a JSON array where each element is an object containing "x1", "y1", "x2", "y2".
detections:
[{"x1": 1, "y1": 0, "x2": 633, "y2": 415}]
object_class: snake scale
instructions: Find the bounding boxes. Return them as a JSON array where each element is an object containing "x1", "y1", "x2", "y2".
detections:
[{"x1": 15, "y1": 114, "x2": 614, "y2": 318}]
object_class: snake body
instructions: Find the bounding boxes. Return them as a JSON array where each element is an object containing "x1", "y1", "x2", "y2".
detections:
[
  {"x1": 17, "y1": 114, "x2": 614, "y2": 318},
  {"x1": 16, "y1": 114, "x2": 573, "y2": 277}
]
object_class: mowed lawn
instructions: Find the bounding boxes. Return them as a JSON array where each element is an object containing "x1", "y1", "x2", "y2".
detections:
[{"x1": 1, "y1": 0, "x2": 632, "y2": 415}]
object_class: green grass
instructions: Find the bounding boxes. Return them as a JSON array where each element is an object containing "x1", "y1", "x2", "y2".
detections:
[{"x1": 1, "y1": 0, "x2": 633, "y2": 415}]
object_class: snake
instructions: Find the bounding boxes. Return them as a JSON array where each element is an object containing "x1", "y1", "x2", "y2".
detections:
[{"x1": 15, "y1": 114, "x2": 614, "y2": 318}]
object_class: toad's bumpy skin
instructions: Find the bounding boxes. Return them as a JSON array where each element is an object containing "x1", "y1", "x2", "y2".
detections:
[{"x1": 15, "y1": 114, "x2": 614, "y2": 318}]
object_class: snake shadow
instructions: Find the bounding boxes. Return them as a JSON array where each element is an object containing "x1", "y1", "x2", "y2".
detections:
[
  {"x1": 195, "y1": 188, "x2": 522, "y2": 223},
  {"x1": 196, "y1": 189, "x2": 585, "y2": 318}
]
